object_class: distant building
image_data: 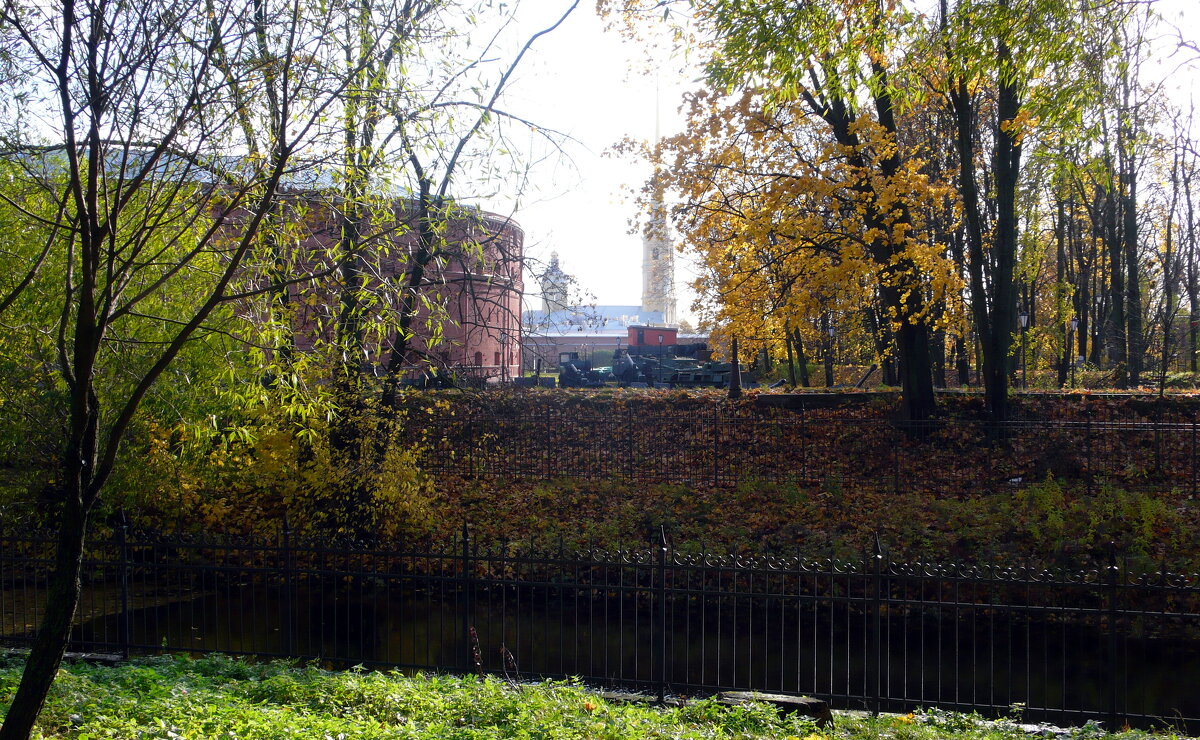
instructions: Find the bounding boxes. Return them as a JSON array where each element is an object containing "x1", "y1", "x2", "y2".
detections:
[
  {"x1": 521, "y1": 245, "x2": 705, "y2": 371},
  {"x1": 641, "y1": 177, "x2": 677, "y2": 326},
  {"x1": 19, "y1": 146, "x2": 527, "y2": 383},
  {"x1": 522, "y1": 304, "x2": 665, "y2": 370},
  {"x1": 288, "y1": 201, "x2": 523, "y2": 382},
  {"x1": 540, "y1": 252, "x2": 570, "y2": 314}
]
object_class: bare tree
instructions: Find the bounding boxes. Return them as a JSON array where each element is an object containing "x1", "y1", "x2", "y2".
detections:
[
  {"x1": 323, "y1": 0, "x2": 580, "y2": 406},
  {"x1": 0, "y1": 0, "x2": 360, "y2": 734}
]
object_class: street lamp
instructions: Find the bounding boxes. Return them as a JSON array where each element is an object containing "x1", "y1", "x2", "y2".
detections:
[
  {"x1": 1069, "y1": 317, "x2": 1079, "y2": 388},
  {"x1": 499, "y1": 331, "x2": 510, "y2": 383},
  {"x1": 657, "y1": 334, "x2": 665, "y2": 385},
  {"x1": 826, "y1": 323, "x2": 836, "y2": 388},
  {"x1": 1018, "y1": 311, "x2": 1029, "y2": 389}
]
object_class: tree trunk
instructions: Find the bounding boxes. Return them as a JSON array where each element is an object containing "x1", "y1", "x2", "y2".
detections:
[
  {"x1": 931, "y1": 326, "x2": 946, "y2": 388},
  {"x1": 1123, "y1": 192, "x2": 1143, "y2": 385},
  {"x1": 1057, "y1": 198, "x2": 1069, "y2": 388},
  {"x1": 1186, "y1": 163, "x2": 1198, "y2": 374},
  {"x1": 949, "y1": 62, "x2": 1021, "y2": 422},
  {"x1": 382, "y1": 189, "x2": 440, "y2": 408},
  {"x1": 863, "y1": 304, "x2": 896, "y2": 387},
  {"x1": 784, "y1": 325, "x2": 798, "y2": 387},
  {"x1": 1191, "y1": 306, "x2": 1199, "y2": 373},
  {"x1": 948, "y1": 223, "x2": 971, "y2": 387},
  {"x1": 1091, "y1": 277, "x2": 1107, "y2": 366},
  {"x1": 727, "y1": 335, "x2": 742, "y2": 399},
  {"x1": 1070, "y1": 200, "x2": 1090, "y2": 368},
  {"x1": 822, "y1": 313, "x2": 835, "y2": 387},
  {"x1": 1186, "y1": 168, "x2": 1198, "y2": 373},
  {"x1": 992, "y1": 60, "x2": 1023, "y2": 408},
  {"x1": 1116, "y1": 60, "x2": 1142, "y2": 386},
  {"x1": 1162, "y1": 141, "x2": 1181, "y2": 395},
  {"x1": 896, "y1": 321, "x2": 936, "y2": 422},
  {"x1": 336, "y1": 213, "x2": 368, "y2": 376},
  {"x1": 790, "y1": 327, "x2": 811, "y2": 387},
  {"x1": 1105, "y1": 187, "x2": 1127, "y2": 372},
  {"x1": 1123, "y1": 163, "x2": 1143, "y2": 385},
  {"x1": 955, "y1": 334, "x2": 971, "y2": 386},
  {"x1": 0, "y1": 496, "x2": 88, "y2": 740}
]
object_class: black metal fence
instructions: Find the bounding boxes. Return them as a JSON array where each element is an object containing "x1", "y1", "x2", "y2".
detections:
[
  {"x1": 401, "y1": 412, "x2": 1200, "y2": 496},
  {"x1": 3, "y1": 523, "x2": 1199, "y2": 730}
]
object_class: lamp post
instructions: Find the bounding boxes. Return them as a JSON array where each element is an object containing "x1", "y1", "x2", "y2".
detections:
[
  {"x1": 826, "y1": 323, "x2": 836, "y2": 387},
  {"x1": 657, "y1": 333, "x2": 664, "y2": 385},
  {"x1": 1069, "y1": 317, "x2": 1078, "y2": 388},
  {"x1": 1018, "y1": 311, "x2": 1029, "y2": 389},
  {"x1": 499, "y1": 331, "x2": 510, "y2": 383}
]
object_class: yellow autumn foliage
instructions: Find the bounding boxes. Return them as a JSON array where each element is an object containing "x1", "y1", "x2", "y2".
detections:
[
  {"x1": 106, "y1": 408, "x2": 435, "y2": 539},
  {"x1": 647, "y1": 87, "x2": 964, "y2": 364}
]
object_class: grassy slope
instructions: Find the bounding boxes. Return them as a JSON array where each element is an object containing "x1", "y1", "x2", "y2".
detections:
[
  {"x1": 406, "y1": 390, "x2": 1200, "y2": 568},
  {"x1": 76, "y1": 388, "x2": 1200, "y2": 570},
  {"x1": 0, "y1": 655, "x2": 1192, "y2": 739}
]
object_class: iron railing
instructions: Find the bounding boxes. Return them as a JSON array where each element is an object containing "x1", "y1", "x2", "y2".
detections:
[
  {"x1": 2, "y1": 522, "x2": 1199, "y2": 730},
  {"x1": 399, "y1": 412, "x2": 1200, "y2": 495}
]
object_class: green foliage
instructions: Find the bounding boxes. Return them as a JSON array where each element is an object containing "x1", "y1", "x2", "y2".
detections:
[
  {"x1": 0, "y1": 655, "x2": 1189, "y2": 739},
  {"x1": 0, "y1": 161, "x2": 258, "y2": 514},
  {"x1": 0, "y1": 656, "x2": 827, "y2": 739},
  {"x1": 97, "y1": 399, "x2": 436, "y2": 540},
  {"x1": 1011, "y1": 476, "x2": 1069, "y2": 543},
  {"x1": 932, "y1": 476, "x2": 1185, "y2": 565}
]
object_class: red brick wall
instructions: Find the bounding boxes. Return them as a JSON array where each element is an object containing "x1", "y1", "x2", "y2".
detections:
[{"x1": 273, "y1": 198, "x2": 523, "y2": 380}]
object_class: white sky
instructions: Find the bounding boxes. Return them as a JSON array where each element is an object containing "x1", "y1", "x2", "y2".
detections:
[
  {"x1": 491, "y1": 0, "x2": 1199, "y2": 323},
  {"x1": 498, "y1": 3, "x2": 697, "y2": 316}
]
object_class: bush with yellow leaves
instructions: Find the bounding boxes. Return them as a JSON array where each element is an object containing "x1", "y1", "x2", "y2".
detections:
[{"x1": 99, "y1": 403, "x2": 435, "y2": 541}]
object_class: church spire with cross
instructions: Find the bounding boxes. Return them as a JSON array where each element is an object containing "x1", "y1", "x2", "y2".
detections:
[{"x1": 640, "y1": 76, "x2": 677, "y2": 327}]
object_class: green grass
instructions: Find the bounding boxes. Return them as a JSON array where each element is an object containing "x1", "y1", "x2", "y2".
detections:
[{"x1": 0, "y1": 655, "x2": 1193, "y2": 739}]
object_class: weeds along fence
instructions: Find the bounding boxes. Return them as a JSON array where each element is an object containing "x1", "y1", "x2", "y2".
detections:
[
  {"x1": 400, "y1": 413, "x2": 1200, "y2": 496},
  {"x1": 2, "y1": 522, "x2": 1199, "y2": 730}
]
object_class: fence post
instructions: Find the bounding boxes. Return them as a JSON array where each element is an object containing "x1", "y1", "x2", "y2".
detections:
[
  {"x1": 468, "y1": 416, "x2": 475, "y2": 478},
  {"x1": 544, "y1": 406, "x2": 552, "y2": 479},
  {"x1": 117, "y1": 509, "x2": 130, "y2": 659},
  {"x1": 800, "y1": 402, "x2": 807, "y2": 483},
  {"x1": 870, "y1": 533, "x2": 884, "y2": 716},
  {"x1": 1105, "y1": 544, "x2": 1120, "y2": 730},
  {"x1": 1191, "y1": 413, "x2": 1197, "y2": 500},
  {"x1": 892, "y1": 429, "x2": 900, "y2": 497},
  {"x1": 1153, "y1": 406, "x2": 1163, "y2": 477},
  {"x1": 627, "y1": 407, "x2": 635, "y2": 483},
  {"x1": 461, "y1": 521, "x2": 474, "y2": 675},
  {"x1": 657, "y1": 525, "x2": 669, "y2": 704},
  {"x1": 281, "y1": 515, "x2": 296, "y2": 657},
  {"x1": 1085, "y1": 410, "x2": 1094, "y2": 496},
  {"x1": 712, "y1": 408, "x2": 720, "y2": 487}
]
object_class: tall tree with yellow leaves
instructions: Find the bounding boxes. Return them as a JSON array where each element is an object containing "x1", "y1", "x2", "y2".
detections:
[
  {"x1": 652, "y1": 86, "x2": 960, "y2": 402},
  {"x1": 606, "y1": 0, "x2": 1133, "y2": 417},
  {"x1": 608, "y1": 0, "x2": 953, "y2": 420}
]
